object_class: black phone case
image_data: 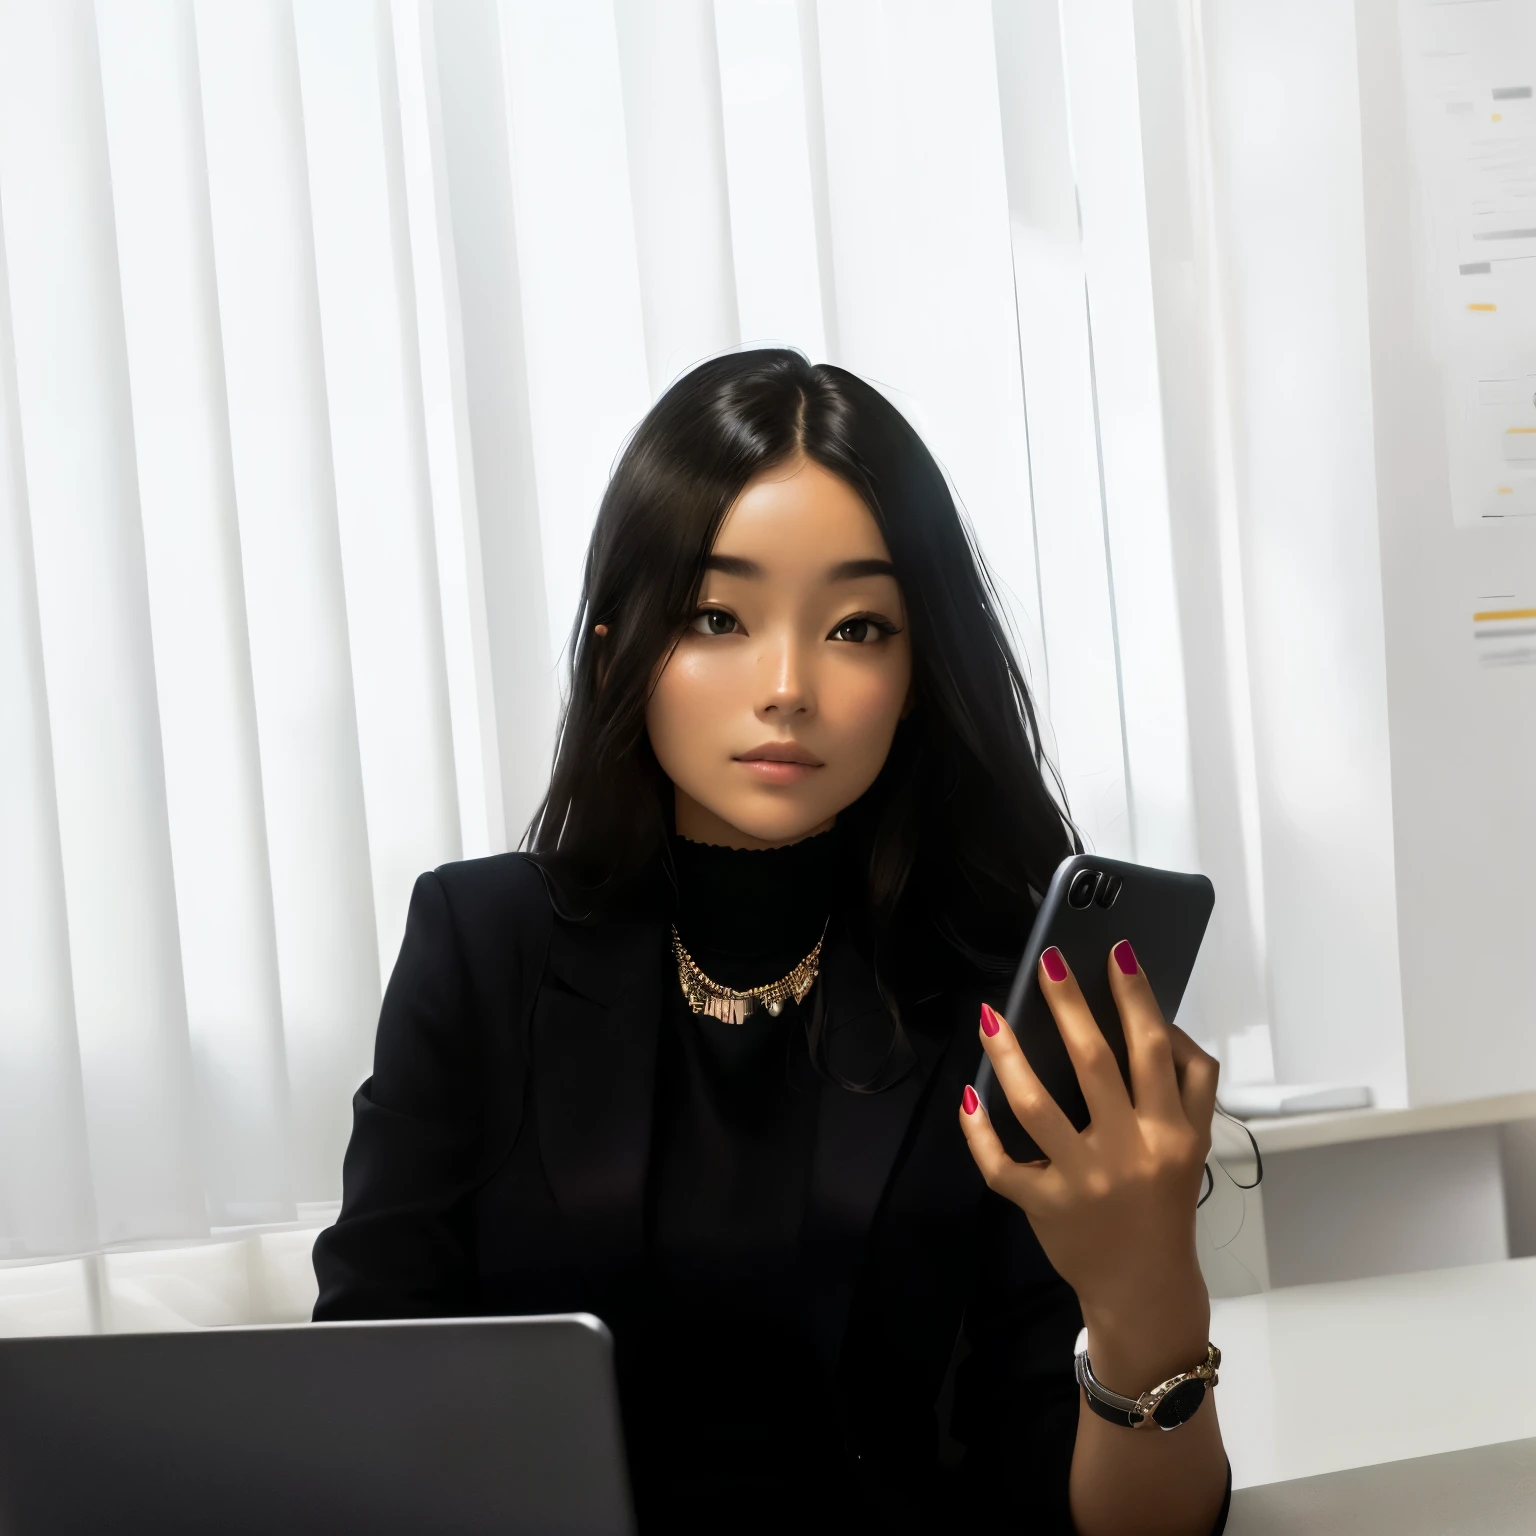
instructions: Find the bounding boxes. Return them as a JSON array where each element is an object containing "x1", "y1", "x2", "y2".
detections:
[{"x1": 973, "y1": 854, "x2": 1214, "y2": 1164}]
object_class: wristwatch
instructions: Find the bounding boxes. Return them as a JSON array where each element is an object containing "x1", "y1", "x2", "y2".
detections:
[{"x1": 1073, "y1": 1327, "x2": 1220, "y2": 1431}]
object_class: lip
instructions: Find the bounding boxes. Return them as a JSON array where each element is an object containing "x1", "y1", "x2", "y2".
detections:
[
  {"x1": 736, "y1": 742, "x2": 824, "y2": 765},
  {"x1": 734, "y1": 742, "x2": 824, "y2": 785}
]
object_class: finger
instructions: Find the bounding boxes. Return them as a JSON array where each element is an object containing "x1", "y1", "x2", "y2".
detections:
[
  {"x1": 1168, "y1": 1023, "x2": 1220, "y2": 1135},
  {"x1": 1035, "y1": 947, "x2": 1134, "y2": 1131},
  {"x1": 959, "y1": 1083, "x2": 1059, "y2": 1216},
  {"x1": 1105, "y1": 940, "x2": 1183, "y2": 1122},
  {"x1": 977, "y1": 1003, "x2": 1081, "y2": 1165}
]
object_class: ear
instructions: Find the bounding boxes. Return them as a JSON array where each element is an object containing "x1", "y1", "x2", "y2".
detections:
[{"x1": 899, "y1": 685, "x2": 916, "y2": 721}]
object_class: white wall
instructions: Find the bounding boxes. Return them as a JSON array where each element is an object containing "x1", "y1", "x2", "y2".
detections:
[
  {"x1": 1172, "y1": 0, "x2": 1536, "y2": 1109},
  {"x1": 1354, "y1": 0, "x2": 1536, "y2": 1107}
]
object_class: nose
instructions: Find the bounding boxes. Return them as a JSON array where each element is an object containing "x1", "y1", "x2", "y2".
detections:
[{"x1": 756, "y1": 627, "x2": 815, "y2": 721}]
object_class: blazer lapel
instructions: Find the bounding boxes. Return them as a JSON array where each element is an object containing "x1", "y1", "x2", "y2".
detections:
[
  {"x1": 533, "y1": 913, "x2": 668, "y2": 1291},
  {"x1": 798, "y1": 930, "x2": 948, "y2": 1369},
  {"x1": 529, "y1": 905, "x2": 954, "y2": 1357}
]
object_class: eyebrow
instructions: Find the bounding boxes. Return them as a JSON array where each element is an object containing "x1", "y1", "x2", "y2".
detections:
[
  {"x1": 828, "y1": 558, "x2": 897, "y2": 581},
  {"x1": 703, "y1": 554, "x2": 762, "y2": 578},
  {"x1": 702, "y1": 554, "x2": 898, "y2": 582}
]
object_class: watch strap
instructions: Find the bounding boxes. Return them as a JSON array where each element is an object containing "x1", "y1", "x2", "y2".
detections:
[{"x1": 1073, "y1": 1329, "x2": 1220, "y2": 1432}]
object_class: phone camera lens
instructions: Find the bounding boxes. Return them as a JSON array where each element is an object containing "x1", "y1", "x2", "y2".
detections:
[
  {"x1": 1094, "y1": 874, "x2": 1123, "y2": 909},
  {"x1": 1068, "y1": 869, "x2": 1100, "y2": 908}
]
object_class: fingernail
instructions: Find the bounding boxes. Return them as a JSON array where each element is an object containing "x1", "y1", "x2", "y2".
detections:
[
  {"x1": 962, "y1": 1085, "x2": 979, "y2": 1115},
  {"x1": 1042, "y1": 946, "x2": 1068, "y2": 983},
  {"x1": 980, "y1": 1002, "x2": 1002, "y2": 1037},
  {"x1": 1113, "y1": 940, "x2": 1138, "y2": 975}
]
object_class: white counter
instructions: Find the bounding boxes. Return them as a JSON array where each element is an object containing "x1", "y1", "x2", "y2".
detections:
[
  {"x1": 1211, "y1": 1255, "x2": 1536, "y2": 1490},
  {"x1": 1204, "y1": 1090, "x2": 1536, "y2": 1293},
  {"x1": 1228, "y1": 1437, "x2": 1536, "y2": 1535},
  {"x1": 1242, "y1": 1089, "x2": 1536, "y2": 1155}
]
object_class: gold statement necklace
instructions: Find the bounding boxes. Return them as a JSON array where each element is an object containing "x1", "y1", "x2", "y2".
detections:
[{"x1": 671, "y1": 919, "x2": 828, "y2": 1026}]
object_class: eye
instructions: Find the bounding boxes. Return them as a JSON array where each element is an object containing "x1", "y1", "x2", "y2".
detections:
[
  {"x1": 690, "y1": 608, "x2": 740, "y2": 636},
  {"x1": 830, "y1": 614, "x2": 899, "y2": 644}
]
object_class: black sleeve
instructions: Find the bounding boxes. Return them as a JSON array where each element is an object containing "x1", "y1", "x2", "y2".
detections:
[
  {"x1": 953, "y1": 1195, "x2": 1232, "y2": 1536},
  {"x1": 311, "y1": 870, "x2": 490, "y2": 1320},
  {"x1": 951, "y1": 1192, "x2": 1083, "y2": 1533},
  {"x1": 1211, "y1": 1465, "x2": 1232, "y2": 1534}
]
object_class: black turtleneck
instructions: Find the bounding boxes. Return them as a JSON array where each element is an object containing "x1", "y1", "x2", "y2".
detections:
[
  {"x1": 670, "y1": 828, "x2": 838, "y2": 986},
  {"x1": 652, "y1": 827, "x2": 838, "y2": 1260},
  {"x1": 625, "y1": 828, "x2": 844, "y2": 1520}
]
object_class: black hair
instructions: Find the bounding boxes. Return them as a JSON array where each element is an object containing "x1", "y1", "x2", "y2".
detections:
[{"x1": 527, "y1": 350, "x2": 1077, "y2": 1067}]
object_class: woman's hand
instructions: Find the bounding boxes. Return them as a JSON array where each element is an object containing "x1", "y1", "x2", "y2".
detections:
[{"x1": 958, "y1": 940, "x2": 1219, "y2": 1390}]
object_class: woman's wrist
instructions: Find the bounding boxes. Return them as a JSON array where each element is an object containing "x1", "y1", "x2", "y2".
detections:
[{"x1": 1077, "y1": 1266, "x2": 1212, "y2": 1398}]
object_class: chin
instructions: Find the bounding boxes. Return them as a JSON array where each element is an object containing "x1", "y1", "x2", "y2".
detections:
[{"x1": 723, "y1": 800, "x2": 836, "y2": 847}]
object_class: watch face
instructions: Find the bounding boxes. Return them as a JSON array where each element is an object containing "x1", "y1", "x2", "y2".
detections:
[{"x1": 1151, "y1": 1378, "x2": 1207, "y2": 1429}]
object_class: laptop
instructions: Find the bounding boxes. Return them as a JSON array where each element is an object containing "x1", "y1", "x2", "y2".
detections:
[{"x1": 0, "y1": 1312, "x2": 635, "y2": 1535}]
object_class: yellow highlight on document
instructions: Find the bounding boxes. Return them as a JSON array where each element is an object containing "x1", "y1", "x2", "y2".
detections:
[
  {"x1": 1473, "y1": 608, "x2": 1536, "y2": 622},
  {"x1": 1468, "y1": 303, "x2": 1498, "y2": 311}
]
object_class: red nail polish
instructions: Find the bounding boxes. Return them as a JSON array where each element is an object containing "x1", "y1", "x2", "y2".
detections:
[
  {"x1": 980, "y1": 1002, "x2": 1001, "y2": 1037},
  {"x1": 1042, "y1": 946, "x2": 1068, "y2": 983},
  {"x1": 1113, "y1": 940, "x2": 1138, "y2": 975},
  {"x1": 962, "y1": 1085, "x2": 979, "y2": 1115}
]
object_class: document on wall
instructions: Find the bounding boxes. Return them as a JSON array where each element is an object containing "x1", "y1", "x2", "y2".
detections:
[
  {"x1": 1472, "y1": 587, "x2": 1536, "y2": 668},
  {"x1": 1400, "y1": 0, "x2": 1536, "y2": 528}
]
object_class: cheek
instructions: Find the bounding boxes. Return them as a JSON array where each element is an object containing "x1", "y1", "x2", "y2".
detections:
[
  {"x1": 646, "y1": 646, "x2": 736, "y2": 770},
  {"x1": 829, "y1": 648, "x2": 910, "y2": 720},
  {"x1": 820, "y1": 651, "x2": 911, "y2": 756}
]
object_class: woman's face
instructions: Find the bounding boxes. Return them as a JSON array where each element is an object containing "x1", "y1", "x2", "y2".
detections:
[{"x1": 646, "y1": 455, "x2": 912, "y2": 849}]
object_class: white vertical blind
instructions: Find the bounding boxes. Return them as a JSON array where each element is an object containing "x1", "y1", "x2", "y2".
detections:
[
  {"x1": 292, "y1": 0, "x2": 463, "y2": 1006},
  {"x1": 713, "y1": 0, "x2": 829, "y2": 360},
  {"x1": 0, "y1": 0, "x2": 1277, "y2": 1278},
  {"x1": 195, "y1": 1, "x2": 383, "y2": 1204},
  {"x1": 428, "y1": 0, "x2": 554, "y2": 844},
  {"x1": 614, "y1": 0, "x2": 741, "y2": 393},
  {"x1": 0, "y1": 0, "x2": 203, "y2": 1247},
  {"x1": 96, "y1": 0, "x2": 292, "y2": 1228},
  {"x1": 1121, "y1": 0, "x2": 1274, "y2": 1047},
  {"x1": 1057, "y1": 0, "x2": 1199, "y2": 875},
  {"x1": 992, "y1": 0, "x2": 1132, "y2": 857},
  {"x1": 816, "y1": 0, "x2": 1050, "y2": 745},
  {"x1": 391, "y1": 0, "x2": 503, "y2": 864},
  {"x1": 1197, "y1": 0, "x2": 1405, "y2": 1099},
  {"x1": 499, "y1": 0, "x2": 652, "y2": 668},
  {"x1": 0, "y1": 202, "x2": 99, "y2": 1259}
]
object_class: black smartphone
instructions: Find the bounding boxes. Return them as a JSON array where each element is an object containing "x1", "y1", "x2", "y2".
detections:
[{"x1": 973, "y1": 854, "x2": 1214, "y2": 1164}]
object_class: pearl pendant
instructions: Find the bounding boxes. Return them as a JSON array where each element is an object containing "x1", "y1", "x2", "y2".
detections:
[{"x1": 766, "y1": 999, "x2": 783, "y2": 1017}]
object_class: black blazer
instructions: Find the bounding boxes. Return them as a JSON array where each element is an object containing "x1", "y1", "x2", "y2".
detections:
[{"x1": 313, "y1": 853, "x2": 1085, "y2": 1530}]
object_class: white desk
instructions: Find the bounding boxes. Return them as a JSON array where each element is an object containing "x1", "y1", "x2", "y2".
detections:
[
  {"x1": 1211, "y1": 1255, "x2": 1536, "y2": 1490},
  {"x1": 1228, "y1": 1437, "x2": 1536, "y2": 1535}
]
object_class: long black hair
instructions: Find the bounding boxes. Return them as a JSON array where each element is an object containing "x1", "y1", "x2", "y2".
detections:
[{"x1": 528, "y1": 349, "x2": 1076, "y2": 995}]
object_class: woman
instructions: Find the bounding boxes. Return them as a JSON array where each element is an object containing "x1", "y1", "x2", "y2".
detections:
[{"x1": 313, "y1": 351, "x2": 1230, "y2": 1534}]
